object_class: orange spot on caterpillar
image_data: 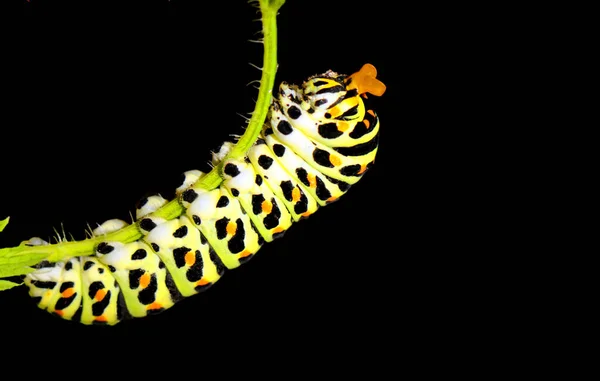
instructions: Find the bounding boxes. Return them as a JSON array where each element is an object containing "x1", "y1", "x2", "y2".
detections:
[
  {"x1": 272, "y1": 227, "x2": 285, "y2": 234},
  {"x1": 301, "y1": 211, "x2": 312, "y2": 218},
  {"x1": 95, "y1": 289, "x2": 107, "y2": 302},
  {"x1": 307, "y1": 173, "x2": 317, "y2": 188},
  {"x1": 347, "y1": 64, "x2": 386, "y2": 97},
  {"x1": 367, "y1": 109, "x2": 376, "y2": 117},
  {"x1": 358, "y1": 164, "x2": 367, "y2": 175},
  {"x1": 327, "y1": 196, "x2": 338, "y2": 203},
  {"x1": 61, "y1": 288, "x2": 75, "y2": 298},
  {"x1": 55, "y1": 310, "x2": 64, "y2": 316},
  {"x1": 363, "y1": 119, "x2": 370, "y2": 129},
  {"x1": 261, "y1": 199, "x2": 273, "y2": 214},
  {"x1": 239, "y1": 250, "x2": 252, "y2": 258},
  {"x1": 185, "y1": 251, "x2": 195, "y2": 266},
  {"x1": 139, "y1": 273, "x2": 151, "y2": 288},
  {"x1": 292, "y1": 187, "x2": 302, "y2": 202},
  {"x1": 226, "y1": 221, "x2": 237, "y2": 235},
  {"x1": 148, "y1": 302, "x2": 162, "y2": 310},
  {"x1": 330, "y1": 155, "x2": 342, "y2": 166},
  {"x1": 196, "y1": 278, "x2": 210, "y2": 286},
  {"x1": 95, "y1": 316, "x2": 108, "y2": 322},
  {"x1": 337, "y1": 122, "x2": 350, "y2": 132},
  {"x1": 328, "y1": 106, "x2": 341, "y2": 118}
]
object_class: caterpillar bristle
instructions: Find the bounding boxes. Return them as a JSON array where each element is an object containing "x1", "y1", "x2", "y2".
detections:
[
  {"x1": 128, "y1": 210, "x2": 136, "y2": 224},
  {"x1": 248, "y1": 62, "x2": 263, "y2": 71},
  {"x1": 236, "y1": 112, "x2": 252, "y2": 122},
  {"x1": 50, "y1": 224, "x2": 68, "y2": 244}
]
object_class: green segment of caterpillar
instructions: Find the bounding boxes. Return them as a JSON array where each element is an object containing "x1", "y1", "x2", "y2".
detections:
[{"x1": 23, "y1": 65, "x2": 386, "y2": 325}]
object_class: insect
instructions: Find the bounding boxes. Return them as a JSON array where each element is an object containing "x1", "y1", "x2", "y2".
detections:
[{"x1": 21, "y1": 64, "x2": 386, "y2": 325}]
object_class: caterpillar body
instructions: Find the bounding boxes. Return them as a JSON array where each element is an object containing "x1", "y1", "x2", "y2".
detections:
[{"x1": 22, "y1": 64, "x2": 386, "y2": 325}]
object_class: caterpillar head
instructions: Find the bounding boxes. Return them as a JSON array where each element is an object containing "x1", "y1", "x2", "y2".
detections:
[
  {"x1": 299, "y1": 63, "x2": 386, "y2": 111},
  {"x1": 300, "y1": 70, "x2": 347, "y2": 110}
]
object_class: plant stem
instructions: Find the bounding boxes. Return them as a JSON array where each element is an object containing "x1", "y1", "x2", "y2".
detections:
[{"x1": 0, "y1": 0, "x2": 285, "y2": 266}]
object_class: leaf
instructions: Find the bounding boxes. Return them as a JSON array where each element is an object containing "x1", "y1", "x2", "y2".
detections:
[
  {"x1": 0, "y1": 279, "x2": 22, "y2": 291},
  {"x1": 0, "y1": 217, "x2": 9, "y2": 232}
]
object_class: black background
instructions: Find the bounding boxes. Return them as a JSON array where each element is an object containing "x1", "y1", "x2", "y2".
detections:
[
  {"x1": 0, "y1": 0, "x2": 563, "y2": 374},
  {"x1": 0, "y1": 0, "x2": 450, "y2": 367}
]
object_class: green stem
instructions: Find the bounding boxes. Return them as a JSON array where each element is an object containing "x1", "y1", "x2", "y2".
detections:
[
  {"x1": 194, "y1": 0, "x2": 283, "y2": 191},
  {"x1": 0, "y1": 0, "x2": 285, "y2": 268}
]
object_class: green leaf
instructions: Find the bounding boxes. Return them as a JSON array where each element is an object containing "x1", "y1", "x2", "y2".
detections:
[
  {"x1": 0, "y1": 279, "x2": 22, "y2": 291},
  {"x1": 0, "y1": 217, "x2": 9, "y2": 232}
]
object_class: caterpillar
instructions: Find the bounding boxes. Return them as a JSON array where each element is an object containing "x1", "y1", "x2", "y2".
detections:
[{"x1": 19, "y1": 63, "x2": 386, "y2": 325}]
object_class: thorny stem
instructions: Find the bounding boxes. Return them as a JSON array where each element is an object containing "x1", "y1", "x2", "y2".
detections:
[{"x1": 0, "y1": 0, "x2": 285, "y2": 268}]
